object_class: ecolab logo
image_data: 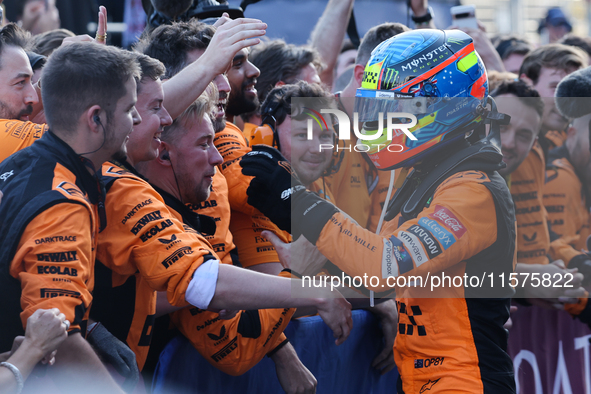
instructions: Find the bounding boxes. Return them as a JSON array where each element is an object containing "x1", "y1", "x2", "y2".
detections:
[{"x1": 305, "y1": 107, "x2": 417, "y2": 153}]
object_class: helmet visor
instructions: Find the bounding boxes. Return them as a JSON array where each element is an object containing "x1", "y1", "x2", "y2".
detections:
[{"x1": 354, "y1": 89, "x2": 432, "y2": 123}]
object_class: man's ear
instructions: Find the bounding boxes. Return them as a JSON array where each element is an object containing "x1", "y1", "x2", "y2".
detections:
[
  {"x1": 354, "y1": 64, "x2": 365, "y2": 87},
  {"x1": 520, "y1": 74, "x2": 533, "y2": 87},
  {"x1": 86, "y1": 105, "x2": 103, "y2": 133},
  {"x1": 275, "y1": 81, "x2": 286, "y2": 88},
  {"x1": 157, "y1": 142, "x2": 173, "y2": 166},
  {"x1": 567, "y1": 125, "x2": 577, "y2": 139}
]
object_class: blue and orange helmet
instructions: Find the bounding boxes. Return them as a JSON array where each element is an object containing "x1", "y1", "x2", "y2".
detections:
[{"x1": 355, "y1": 29, "x2": 489, "y2": 170}]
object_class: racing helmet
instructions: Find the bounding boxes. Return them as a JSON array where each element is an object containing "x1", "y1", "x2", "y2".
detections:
[{"x1": 355, "y1": 29, "x2": 489, "y2": 170}]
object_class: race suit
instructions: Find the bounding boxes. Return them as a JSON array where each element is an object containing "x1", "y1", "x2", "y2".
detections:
[
  {"x1": 0, "y1": 131, "x2": 100, "y2": 351},
  {"x1": 293, "y1": 142, "x2": 517, "y2": 393},
  {"x1": 91, "y1": 161, "x2": 220, "y2": 370}
]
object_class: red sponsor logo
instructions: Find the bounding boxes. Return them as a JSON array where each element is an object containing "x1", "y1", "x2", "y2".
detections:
[{"x1": 429, "y1": 205, "x2": 466, "y2": 238}]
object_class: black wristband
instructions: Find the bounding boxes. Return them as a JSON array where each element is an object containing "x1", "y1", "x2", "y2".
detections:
[
  {"x1": 267, "y1": 338, "x2": 289, "y2": 358},
  {"x1": 281, "y1": 268, "x2": 302, "y2": 279}
]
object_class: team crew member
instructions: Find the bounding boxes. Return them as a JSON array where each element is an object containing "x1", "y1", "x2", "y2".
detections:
[
  {"x1": 152, "y1": 95, "x2": 310, "y2": 384},
  {"x1": 545, "y1": 67, "x2": 591, "y2": 275},
  {"x1": 519, "y1": 44, "x2": 587, "y2": 152},
  {"x1": 241, "y1": 30, "x2": 517, "y2": 392},
  {"x1": 0, "y1": 24, "x2": 44, "y2": 160},
  {"x1": 491, "y1": 82, "x2": 549, "y2": 265},
  {"x1": 0, "y1": 42, "x2": 142, "y2": 393}
]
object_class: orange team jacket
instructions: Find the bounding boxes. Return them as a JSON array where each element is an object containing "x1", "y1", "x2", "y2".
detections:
[
  {"x1": 0, "y1": 119, "x2": 46, "y2": 162},
  {"x1": 545, "y1": 129, "x2": 567, "y2": 151},
  {"x1": 313, "y1": 170, "x2": 516, "y2": 393},
  {"x1": 544, "y1": 146, "x2": 591, "y2": 264},
  {"x1": 509, "y1": 142, "x2": 551, "y2": 265},
  {"x1": 0, "y1": 131, "x2": 99, "y2": 352},
  {"x1": 91, "y1": 161, "x2": 221, "y2": 370},
  {"x1": 186, "y1": 171, "x2": 236, "y2": 265}
]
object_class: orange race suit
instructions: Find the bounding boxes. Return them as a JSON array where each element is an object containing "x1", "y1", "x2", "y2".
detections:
[
  {"x1": 0, "y1": 119, "x2": 46, "y2": 162},
  {"x1": 509, "y1": 142, "x2": 551, "y2": 265},
  {"x1": 90, "y1": 161, "x2": 221, "y2": 370},
  {"x1": 543, "y1": 145, "x2": 590, "y2": 264},
  {"x1": 291, "y1": 141, "x2": 516, "y2": 393},
  {"x1": 0, "y1": 131, "x2": 100, "y2": 352}
]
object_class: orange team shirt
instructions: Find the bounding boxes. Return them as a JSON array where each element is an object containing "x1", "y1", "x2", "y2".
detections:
[
  {"x1": 509, "y1": 142, "x2": 551, "y2": 265},
  {"x1": 0, "y1": 120, "x2": 46, "y2": 162},
  {"x1": 10, "y1": 163, "x2": 98, "y2": 335},
  {"x1": 544, "y1": 154, "x2": 591, "y2": 263},
  {"x1": 186, "y1": 171, "x2": 235, "y2": 265},
  {"x1": 93, "y1": 162, "x2": 220, "y2": 369}
]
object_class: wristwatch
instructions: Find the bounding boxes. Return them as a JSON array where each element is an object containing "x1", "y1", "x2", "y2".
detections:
[{"x1": 412, "y1": 6, "x2": 434, "y2": 25}]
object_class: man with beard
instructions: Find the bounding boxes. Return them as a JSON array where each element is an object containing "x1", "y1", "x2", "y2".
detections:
[
  {"x1": 0, "y1": 24, "x2": 46, "y2": 161},
  {"x1": 0, "y1": 42, "x2": 141, "y2": 393}
]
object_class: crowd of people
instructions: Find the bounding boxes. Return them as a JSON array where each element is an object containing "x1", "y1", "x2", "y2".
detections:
[{"x1": 1, "y1": 0, "x2": 591, "y2": 393}]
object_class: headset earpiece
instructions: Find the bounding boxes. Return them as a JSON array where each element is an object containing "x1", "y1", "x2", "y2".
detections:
[
  {"x1": 247, "y1": 123, "x2": 277, "y2": 147},
  {"x1": 93, "y1": 115, "x2": 101, "y2": 125},
  {"x1": 162, "y1": 151, "x2": 170, "y2": 161}
]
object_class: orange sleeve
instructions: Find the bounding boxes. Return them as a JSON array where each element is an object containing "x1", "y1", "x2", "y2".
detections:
[
  {"x1": 170, "y1": 306, "x2": 294, "y2": 376},
  {"x1": 315, "y1": 172, "x2": 498, "y2": 291},
  {"x1": 97, "y1": 174, "x2": 219, "y2": 307},
  {"x1": 10, "y1": 203, "x2": 94, "y2": 334},
  {"x1": 229, "y1": 211, "x2": 290, "y2": 269},
  {"x1": 214, "y1": 124, "x2": 258, "y2": 216},
  {"x1": 0, "y1": 120, "x2": 46, "y2": 162}
]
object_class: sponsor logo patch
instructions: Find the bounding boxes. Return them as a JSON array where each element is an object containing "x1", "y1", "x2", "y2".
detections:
[
  {"x1": 40, "y1": 288, "x2": 82, "y2": 298},
  {"x1": 0, "y1": 170, "x2": 14, "y2": 181},
  {"x1": 37, "y1": 251, "x2": 78, "y2": 262},
  {"x1": 407, "y1": 225, "x2": 442, "y2": 259},
  {"x1": 389, "y1": 236, "x2": 413, "y2": 274},
  {"x1": 35, "y1": 235, "x2": 76, "y2": 244},
  {"x1": 207, "y1": 325, "x2": 227, "y2": 342},
  {"x1": 140, "y1": 219, "x2": 174, "y2": 242},
  {"x1": 211, "y1": 337, "x2": 238, "y2": 362},
  {"x1": 418, "y1": 217, "x2": 455, "y2": 250},
  {"x1": 161, "y1": 246, "x2": 194, "y2": 268},
  {"x1": 381, "y1": 238, "x2": 398, "y2": 279},
  {"x1": 398, "y1": 231, "x2": 429, "y2": 266},
  {"x1": 121, "y1": 199, "x2": 153, "y2": 224},
  {"x1": 131, "y1": 210, "x2": 163, "y2": 235},
  {"x1": 37, "y1": 266, "x2": 78, "y2": 276},
  {"x1": 429, "y1": 205, "x2": 466, "y2": 238}
]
